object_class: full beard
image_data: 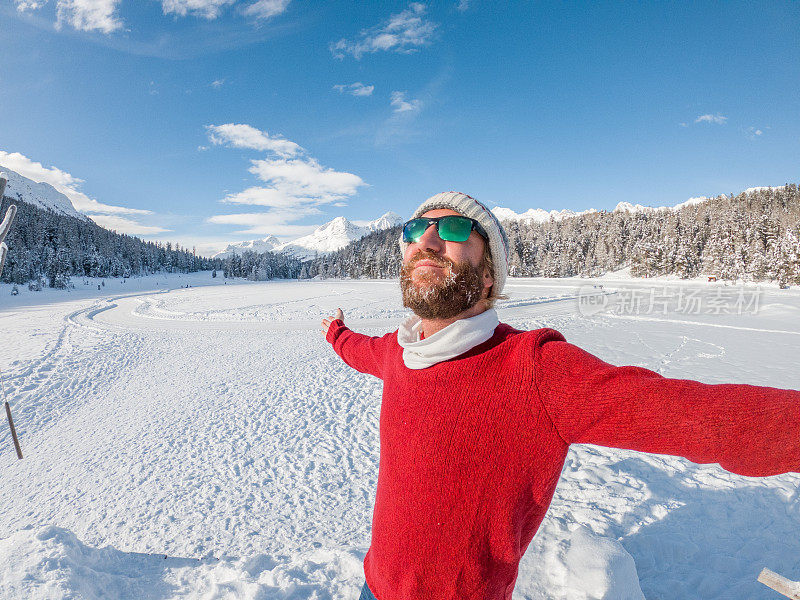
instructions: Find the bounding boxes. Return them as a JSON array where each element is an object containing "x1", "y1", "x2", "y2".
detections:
[{"x1": 400, "y1": 251, "x2": 485, "y2": 320}]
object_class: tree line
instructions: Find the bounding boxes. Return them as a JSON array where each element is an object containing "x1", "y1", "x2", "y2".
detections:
[
  {"x1": 4, "y1": 185, "x2": 799, "y2": 288},
  {"x1": 0, "y1": 195, "x2": 216, "y2": 288},
  {"x1": 301, "y1": 185, "x2": 800, "y2": 285}
]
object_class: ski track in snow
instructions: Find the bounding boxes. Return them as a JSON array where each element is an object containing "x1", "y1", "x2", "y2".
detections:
[{"x1": 1, "y1": 274, "x2": 799, "y2": 599}]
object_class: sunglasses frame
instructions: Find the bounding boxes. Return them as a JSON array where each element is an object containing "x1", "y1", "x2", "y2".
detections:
[{"x1": 402, "y1": 216, "x2": 489, "y2": 244}]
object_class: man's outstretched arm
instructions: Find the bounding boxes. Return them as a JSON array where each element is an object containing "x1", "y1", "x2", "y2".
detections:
[
  {"x1": 533, "y1": 330, "x2": 800, "y2": 477},
  {"x1": 321, "y1": 308, "x2": 395, "y2": 380}
]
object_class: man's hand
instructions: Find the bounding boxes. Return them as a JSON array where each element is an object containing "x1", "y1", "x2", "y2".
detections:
[{"x1": 321, "y1": 308, "x2": 345, "y2": 337}]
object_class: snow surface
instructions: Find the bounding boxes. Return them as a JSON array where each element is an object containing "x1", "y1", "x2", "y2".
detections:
[{"x1": 1, "y1": 273, "x2": 799, "y2": 599}]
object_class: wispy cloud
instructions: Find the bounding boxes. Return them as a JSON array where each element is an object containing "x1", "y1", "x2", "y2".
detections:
[
  {"x1": 207, "y1": 212, "x2": 319, "y2": 236},
  {"x1": 241, "y1": 0, "x2": 290, "y2": 20},
  {"x1": 455, "y1": 0, "x2": 469, "y2": 11},
  {"x1": 390, "y1": 90, "x2": 421, "y2": 113},
  {"x1": 207, "y1": 124, "x2": 367, "y2": 236},
  {"x1": 0, "y1": 150, "x2": 150, "y2": 216},
  {"x1": 241, "y1": 157, "x2": 365, "y2": 205},
  {"x1": 745, "y1": 126, "x2": 764, "y2": 140},
  {"x1": 88, "y1": 214, "x2": 169, "y2": 234},
  {"x1": 330, "y1": 3, "x2": 436, "y2": 60},
  {"x1": 211, "y1": 78, "x2": 225, "y2": 88},
  {"x1": 55, "y1": 0, "x2": 123, "y2": 33},
  {"x1": 376, "y1": 64, "x2": 450, "y2": 146},
  {"x1": 206, "y1": 123, "x2": 303, "y2": 157},
  {"x1": 161, "y1": 0, "x2": 236, "y2": 19},
  {"x1": 694, "y1": 113, "x2": 727, "y2": 125},
  {"x1": 333, "y1": 82, "x2": 375, "y2": 97},
  {"x1": 14, "y1": 0, "x2": 48, "y2": 11},
  {"x1": 15, "y1": 0, "x2": 289, "y2": 32}
]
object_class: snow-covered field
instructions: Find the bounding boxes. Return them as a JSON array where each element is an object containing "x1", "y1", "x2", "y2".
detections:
[{"x1": 1, "y1": 273, "x2": 799, "y2": 599}]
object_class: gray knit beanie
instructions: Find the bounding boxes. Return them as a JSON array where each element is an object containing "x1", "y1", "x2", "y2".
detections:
[{"x1": 399, "y1": 191, "x2": 509, "y2": 296}]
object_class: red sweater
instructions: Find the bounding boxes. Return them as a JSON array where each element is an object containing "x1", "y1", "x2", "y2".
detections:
[{"x1": 326, "y1": 321, "x2": 800, "y2": 600}]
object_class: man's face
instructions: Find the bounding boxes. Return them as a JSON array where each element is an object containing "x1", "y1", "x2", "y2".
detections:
[{"x1": 400, "y1": 208, "x2": 494, "y2": 319}]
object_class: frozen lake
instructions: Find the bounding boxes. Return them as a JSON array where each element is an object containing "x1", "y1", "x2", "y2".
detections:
[{"x1": 1, "y1": 273, "x2": 799, "y2": 599}]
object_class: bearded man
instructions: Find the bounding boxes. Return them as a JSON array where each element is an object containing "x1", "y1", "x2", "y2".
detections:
[{"x1": 320, "y1": 192, "x2": 800, "y2": 600}]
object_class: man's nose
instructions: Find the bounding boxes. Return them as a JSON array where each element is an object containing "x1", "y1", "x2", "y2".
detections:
[{"x1": 415, "y1": 222, "x2": 445, "y2": 251}]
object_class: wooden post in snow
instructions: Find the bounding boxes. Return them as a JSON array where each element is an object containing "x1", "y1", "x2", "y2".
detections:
[
  {"x1": 758, "y1": 568, "x2": 800, "y2": 599},
  {"x1": 0, "y1": 174, "x2": 22, "y2": 459}
]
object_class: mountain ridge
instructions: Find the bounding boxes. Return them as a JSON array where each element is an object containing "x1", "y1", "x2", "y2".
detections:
[
  {"x1": 214, "y1": 212, "x2": 403, "y2": 261},
  {"x1": 0, "y1": 167, "x2": 89, "y2": 222}
]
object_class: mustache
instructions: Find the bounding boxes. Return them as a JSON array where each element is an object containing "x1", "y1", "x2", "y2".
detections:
[{"x1": 406, "y1": 251, "x2": 454, "y2": 269}]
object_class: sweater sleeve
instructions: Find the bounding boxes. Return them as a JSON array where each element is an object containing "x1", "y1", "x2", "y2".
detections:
[
  {"x1": 533, "y1": 330, "x2": 800, "y2": 477},
  {"x1": 326, "y1": 319, "x2": 394, "y2": 380}
]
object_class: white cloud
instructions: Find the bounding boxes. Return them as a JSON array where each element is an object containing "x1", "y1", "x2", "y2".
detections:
[
  {"x1": 209, "y1": 123, "x2": 367, "y2": 237},
  {"x1": 241, "y1": 0, "x2": 290, "y2": 19},
  {"x1": 456, "y1": 0, "x2": 468, "y2": 11},
  {"x1": 215, "y1": 158, "x2": 365, "y2": 234},
  {"x1": 206, "y1": 123, "x2": 303, "y2": 157},
  {"x1": 14, "y1": 0, "x2": 48, "y2": 11},
  {"x1": 211, "y1": 79, "x2": 225, "y2": 88},
  {"x1": 245, "y1": 157, "x2": 365, "y2": 203},
  {"x1": 88, "y1": 214, "x2": 170, "y2": 235},
  {"x1": 745, "y1": 126, "x2": 764, "y2": 140},
  {"x1": 55, "y1": 0, "x2": 123, "y2": 33},
  {"x1": 0, "y1": 150, "x2": 150, "y2": 216},
  {"x1": 17, "y1": 0, "x2": 288, "y2": 29},
  {"x1": 694, "y1": 113, "x2": 727, "y2": 125},
  {"x1": 390, "y1": 90, "x2": 421, "y2": 113},
  {"x1": 330, "y1": 3, "x2": 436, "y2": 59},
  {"x1": 333, "y1": 82, "x2": 375, "y2": 97},
  {"x1": 1, "y1": 150, "x2": 81, "y2": 191},
  {"x1": 161, "y1": 0, "x2": 235, "y2": 19}
]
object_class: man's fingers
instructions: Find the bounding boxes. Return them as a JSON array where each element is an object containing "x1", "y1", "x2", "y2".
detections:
[{"x1": 321, "y1": 311, "x2": 344, "y2": 337}]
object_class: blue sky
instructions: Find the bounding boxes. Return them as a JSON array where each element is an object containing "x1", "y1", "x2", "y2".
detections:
[{"x1": 1, "y1": 1, "x2": 798, "y2": 255}]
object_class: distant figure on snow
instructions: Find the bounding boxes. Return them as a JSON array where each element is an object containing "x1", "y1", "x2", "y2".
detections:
[{"x1": 321, "y1": 191, "x2": 800, "y2": 600}]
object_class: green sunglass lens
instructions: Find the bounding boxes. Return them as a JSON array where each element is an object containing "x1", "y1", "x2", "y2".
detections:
[
  {"x1": 403, "y1": 219, "x2": 430, "y2": 242},
  {"x1": 438, "y1": 216, "x2": 472, "y2": 242}
]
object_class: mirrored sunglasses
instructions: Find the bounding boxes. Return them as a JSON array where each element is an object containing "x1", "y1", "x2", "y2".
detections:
[{"x1": 402, "y1": 215, "x2": 489, "y2": 244}]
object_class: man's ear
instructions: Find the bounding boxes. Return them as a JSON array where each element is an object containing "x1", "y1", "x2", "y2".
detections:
[{"x1": 482, "y1": 266, "x2": 494, "y2": 298}]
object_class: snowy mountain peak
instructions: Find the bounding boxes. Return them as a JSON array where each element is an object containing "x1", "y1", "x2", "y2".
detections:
[
  {"x1": 613, "y1": 196, "x2": 713, "y2": 213},
  {"x1": 613, "y1": 201, "x2": 647, "y2": 213},
  {"x1": 367, "y1": 211, "x2": 403, "y2": 230},
  {"x1": 319, "y1": 216, "x2": 359, "y2": 236},
  {"x1": 494, "y1": 195, "x2": 717, "y2": 223},
  {"x1": 274, "y1": 216, "x2": 371, "y2": 261},
  {"x1": 215, "y1": 212, "x2": 402, "y2": 262},
  {"x1": 492, "y1": 206, "x2": 592, "y2": 224},
  {"x1": 0, "y1": 167, "x2": 88, "y2": 221},
  {"x1": 212, "y1": 235, "x2": 281, "y2": 260}
]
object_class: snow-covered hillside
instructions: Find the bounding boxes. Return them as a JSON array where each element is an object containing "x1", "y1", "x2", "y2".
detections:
[
  {"x1": 1, "y1": 275, "x2": 798, "y2": 599},
  {"x1": 0, "y1": 167, "x2": 88, "y2": 221},
  {"x1": 613, "y1": 196, "x2": 710, "y2": 213},
  {"x1": 215, "y1": 212, "x2": 402, "y2": 261},
  {"x1": 213, "y1": 235, "x2": 281, "y2": 260},
  {"x1": 492, "y1": 195, "x2": 717, "y2": 223},
  {"x1": 273, "y1": 212, "x2": 401, "y2": 260},
  {"x1": 492, "y1": 207, "x2": 597, "y2": 224}
]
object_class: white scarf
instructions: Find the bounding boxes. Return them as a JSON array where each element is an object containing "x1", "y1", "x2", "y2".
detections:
[{"x1": 397, "y1": 308, "x2": 500, "y2": 369}]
